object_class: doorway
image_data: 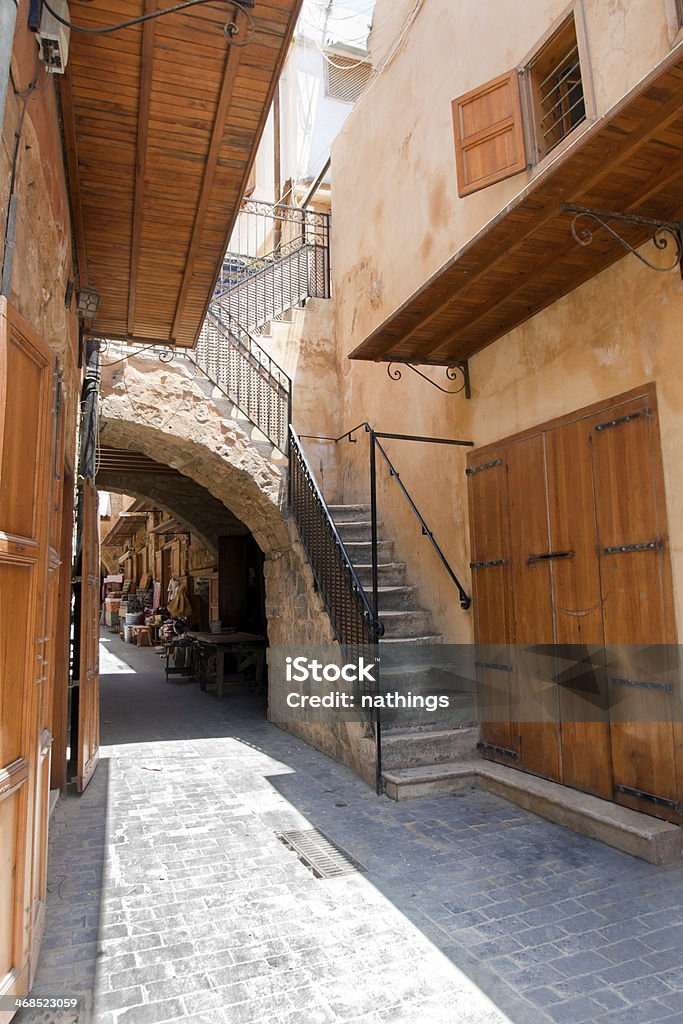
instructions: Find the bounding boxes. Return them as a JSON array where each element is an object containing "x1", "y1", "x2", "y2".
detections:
[{"x1": 467, "y1": 383, "x2": 682, "y2": 822}]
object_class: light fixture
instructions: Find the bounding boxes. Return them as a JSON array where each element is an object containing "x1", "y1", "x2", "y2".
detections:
[{"x1": 76, "y1": 287, "x2": 100, "y2": 318}]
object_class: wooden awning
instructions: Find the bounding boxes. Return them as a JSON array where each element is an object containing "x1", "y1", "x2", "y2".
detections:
[
  {"x1": 62, "y1": 0, "x2": 302, "y2": 347},
  {"x1": 350, "y1": 50, "x2": 683, "y2": 367},
  {"x1": 101, "y1": 512, "x2": 147, "y2": 546}
]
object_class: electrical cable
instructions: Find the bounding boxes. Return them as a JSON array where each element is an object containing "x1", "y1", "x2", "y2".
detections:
[
  {"x1": 41, "y1": 0, "x2": 255, "y2": 44},
  {"x1": 1, "y1": 70, "x2": 41, "y2": 294}
]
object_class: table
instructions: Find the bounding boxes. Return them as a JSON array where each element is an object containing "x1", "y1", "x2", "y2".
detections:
[
  {"x1": 162, "y1": 638, "x2": 198, "y2": 681},
  {"x1": 187, "y1": 631, "x2": 267, "y2": 696}
]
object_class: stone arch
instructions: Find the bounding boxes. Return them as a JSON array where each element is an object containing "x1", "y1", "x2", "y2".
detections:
[{"x1": 99, "y1": 357, "x2": 290, "y2": 555}]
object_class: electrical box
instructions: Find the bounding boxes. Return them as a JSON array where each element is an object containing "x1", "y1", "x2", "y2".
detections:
[{"x1": 38, "y1": 0, "x2": 70, "y2": 74}]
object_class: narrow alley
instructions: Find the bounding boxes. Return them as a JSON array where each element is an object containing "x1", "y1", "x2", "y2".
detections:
[{"x1": 20, "y1": 637, "x2": 683, "y2": 1024}]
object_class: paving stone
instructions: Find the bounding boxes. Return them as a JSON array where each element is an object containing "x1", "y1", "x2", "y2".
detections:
[
  {"x1": 545, "y1": 994, "x2": 606, "y2": 1023},
  {"x1": 17, "y1": 637, "x2": 683, "y2": 1024}
]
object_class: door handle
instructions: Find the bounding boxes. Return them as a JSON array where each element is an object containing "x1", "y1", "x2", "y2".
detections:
[{"x1": 527, "y1": 550, "x2": 574, "y2": 565}]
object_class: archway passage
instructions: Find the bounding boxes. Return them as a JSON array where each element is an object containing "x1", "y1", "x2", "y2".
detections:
[{"x1": 97, "y1": 440, "x2": 270, "y2": 623}]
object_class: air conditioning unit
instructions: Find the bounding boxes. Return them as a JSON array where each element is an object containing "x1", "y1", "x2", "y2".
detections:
[{"x1": 38, "y1": 0, "x2": 70, "y2": 74}]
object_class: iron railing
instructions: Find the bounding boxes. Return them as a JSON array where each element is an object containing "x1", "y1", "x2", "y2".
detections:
[
  {"x1": 299, "y1": 422, "x2": 474, "y2": 616},
  {"x1": 191, "y1": 311, "x2": 291, "y2": 453},
  {"x1": 289, "y1": 425, "x2": 382, "y2": 649},
  {"x1": 214, "y1": 198, "x2": 330, "y2": 336}
]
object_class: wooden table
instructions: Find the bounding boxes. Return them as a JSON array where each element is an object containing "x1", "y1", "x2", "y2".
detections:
[{"x1": 187, "y1": 631, "x2": 266, "y2": 696}]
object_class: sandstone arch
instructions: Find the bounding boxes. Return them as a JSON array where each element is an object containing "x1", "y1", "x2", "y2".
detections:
[{"x1": 99, "y1": 357, "x2": 290, "y2": 555}]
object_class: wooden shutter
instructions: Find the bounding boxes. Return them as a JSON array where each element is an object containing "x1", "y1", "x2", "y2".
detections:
[{"x1": 452, "y1": 69, "x2": 527, "y2": 197}]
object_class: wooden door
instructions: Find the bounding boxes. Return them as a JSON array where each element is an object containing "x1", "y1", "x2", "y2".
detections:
[
  {"x1": 468, "y1": 384, "x2": 681, "y2": 821},
  {"x1": 590, "y1": 394, "x2": 681, "y2": 822},
  {"x1": 0, "y1": 299, "x2": 54, "y2": 1004},
  {"x1": 506, "y1": 435, "x2": 560, "y2": 781},
  {"x1": 467, "y1": 450, "x2": 517, "y2": 760},
  {"x1": 546, "y1": 418, "x2": 612, "y2": 799},
  {"x1": 75, "y1": 479, "x2": 100, "y2": 793}
]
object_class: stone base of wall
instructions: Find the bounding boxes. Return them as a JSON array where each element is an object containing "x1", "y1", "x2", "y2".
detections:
[{"x1": 264, "y1": 519, "x2": 377, "y2": 788}]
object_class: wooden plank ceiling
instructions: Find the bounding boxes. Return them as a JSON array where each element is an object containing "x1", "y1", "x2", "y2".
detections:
[
  {"x1": 350, "y1": 52, "x2": 683, "y2": 367},
  {"x1": 62, "y1": 0, "x2": 302, "y2": 347}
]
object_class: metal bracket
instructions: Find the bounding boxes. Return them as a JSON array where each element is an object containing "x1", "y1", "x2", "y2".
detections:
[
  {"x1": 466, "y1": 458, "x2": 503, "y2": 476},
  {"x1": 603, "y1": 540, "x2": 662, "y2": 555},
  {"x1": 562, "y1": 204, "x2": 683, "y2": 277},
  {"x1": 615, "y1": 784, "x2": 680, "y2": 813},
  {"x1": 612, "y1": 677, "x2": 673, "y2": 695},
  {"x1": 470, "y1": 558, "x2": 508, "y2": 569},
  {"x1": 474, "y1": 660, "x2": 513, "y2": 673},
  {"x1": 595, "y1": 409, "x2": 651, "y2": 432},
  {"x1": 477, "y1": 742, "x2": 518, "y2": 760},
  {"x1": 387, "y1": 360, "x2": 470, "y2": 398}
]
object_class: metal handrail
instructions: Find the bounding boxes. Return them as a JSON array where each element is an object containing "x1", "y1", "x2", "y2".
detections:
[
  {"x1": 373, "y1": 435, "x2": 472, "y2": 610},
  {"x1": 190, "y1": 310, "x2": 291, "y2": 452},
  {"x1": 215, "y1": 197, "x2": 331, "y2": 336},
  {"x1": 288, "y1": 425, "x2": 383, "y2": 648},
  {"x1": 301, "y1": 422, "x2": 473, "y2": 610}
]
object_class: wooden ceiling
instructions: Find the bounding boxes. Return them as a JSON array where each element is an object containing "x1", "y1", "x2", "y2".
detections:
[
  {"x1": 350, "y1": 50, "x2": 683, "y2": 367},
  {"x1": 62, "y1": 0, "x2": 302, "y2": 347}
]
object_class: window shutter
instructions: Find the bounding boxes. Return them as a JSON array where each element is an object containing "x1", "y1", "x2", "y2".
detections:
[{"x1": 452, "y1": 69, "x2": 527, "y2": 197}]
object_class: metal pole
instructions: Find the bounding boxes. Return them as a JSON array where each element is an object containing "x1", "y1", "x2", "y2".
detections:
[
  {"x1": 369, "y1": 427, "x2": 383, "y2": 795},
  {"x1": 0, "y1": 0, "x2": 18, "y2": 136},
  {"x1": 369, "y1": 428, "x2": 379, "y2": 626}
]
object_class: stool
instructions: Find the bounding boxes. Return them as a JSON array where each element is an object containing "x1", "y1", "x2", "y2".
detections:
[{"x1": 136, "y1": 626, "x2": 153, "y2": 647}]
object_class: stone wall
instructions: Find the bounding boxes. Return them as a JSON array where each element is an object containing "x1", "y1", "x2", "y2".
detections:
[{"x1": 265, "y1": 520, "x2": 377, "y2": 787}]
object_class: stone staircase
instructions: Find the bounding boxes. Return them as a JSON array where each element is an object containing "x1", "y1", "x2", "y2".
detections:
[{"x1": 328, "y1": 502, "x2": 478, "y2": 793}]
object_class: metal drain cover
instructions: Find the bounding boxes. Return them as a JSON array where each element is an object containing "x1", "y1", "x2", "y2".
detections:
[{"x1": 276, "y1": 828, "x2": 365, "y2": 878}]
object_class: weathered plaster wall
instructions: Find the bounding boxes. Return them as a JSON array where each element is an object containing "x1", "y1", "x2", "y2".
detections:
[
  {"x1": 331, "y1": 0, "x2": 676, "y2": 360},
  {"x1": 266, "y1": 296, "x2": 345, "y2": 502},
  {"x1": 326, "y1": 244, "x2": 683, "y2": 644},
  {"x1": 313, "y1": 0, "x2": 683, "y2": 644}
]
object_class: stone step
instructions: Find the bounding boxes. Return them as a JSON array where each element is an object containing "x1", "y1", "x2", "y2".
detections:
[
  {"x1": 328, "y1": 504, "x2": 371, "y2": 523},
  {"x1": 378, "y1": 609, "x2": 432, "y2": 639},
  {"x1": 381, "y1": 727, "x2": 478, "y2": 770},
  {"x1": 381, "y1": 758, "x2": 683, "y2": 865},
  {"x1": 335, "y1": 521, "x2": 383, "y2": 543},
  {"x1": 343, "y1": 539, "x2": 394, "y2": 562},
  {"x1": 355, "y1": 562, "x2": 406, "y2": 587},
  {"x1": 376, "y1": 586, "x2": 416, "y2": 611}
]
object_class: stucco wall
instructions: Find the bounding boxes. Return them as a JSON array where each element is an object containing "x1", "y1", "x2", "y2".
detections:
[
  {"x1": 311, "y1": 0, "x2": 683, "y2": 644},
  {"x1": 331, "y1": 0, "x2": 677, "y2": 358},
  {"x1": 322, "y1": 242, "x2": 683, "y2": 644}
]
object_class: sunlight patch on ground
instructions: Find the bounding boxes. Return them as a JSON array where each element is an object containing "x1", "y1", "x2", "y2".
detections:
[{"x1": 99, "y1": 638, "x2": 137, "y2": 675}]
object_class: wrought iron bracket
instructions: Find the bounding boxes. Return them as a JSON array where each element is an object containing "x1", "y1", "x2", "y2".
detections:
[
  {"x1": 387, "y1": 360, "x2": 471, "y2": 398},
  {"x1": 562, "y1": 203, "x2": 683, "y2": 276}
]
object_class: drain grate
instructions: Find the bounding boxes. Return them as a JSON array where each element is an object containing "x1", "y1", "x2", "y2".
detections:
[{"x1": 276, "y1": 827, "x2": 365, "y2": 879}]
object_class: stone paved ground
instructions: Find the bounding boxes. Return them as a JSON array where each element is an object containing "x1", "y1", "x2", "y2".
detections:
[{"x1": 18, "y1": 635, "x2": 683, "y2": 1024}]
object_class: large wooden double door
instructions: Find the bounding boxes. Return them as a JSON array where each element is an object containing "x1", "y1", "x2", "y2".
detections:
[
  {"x1": 467, "y1": 384, "x2": 683, "y2": 823},
  {"x1": 0, "y1": 300, "x2": 100, "y2": 1015}
]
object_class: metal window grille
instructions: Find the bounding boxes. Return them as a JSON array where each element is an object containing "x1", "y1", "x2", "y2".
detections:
[{"x1": 530, "y1": 19, "x2": 585, "y2": 157}]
